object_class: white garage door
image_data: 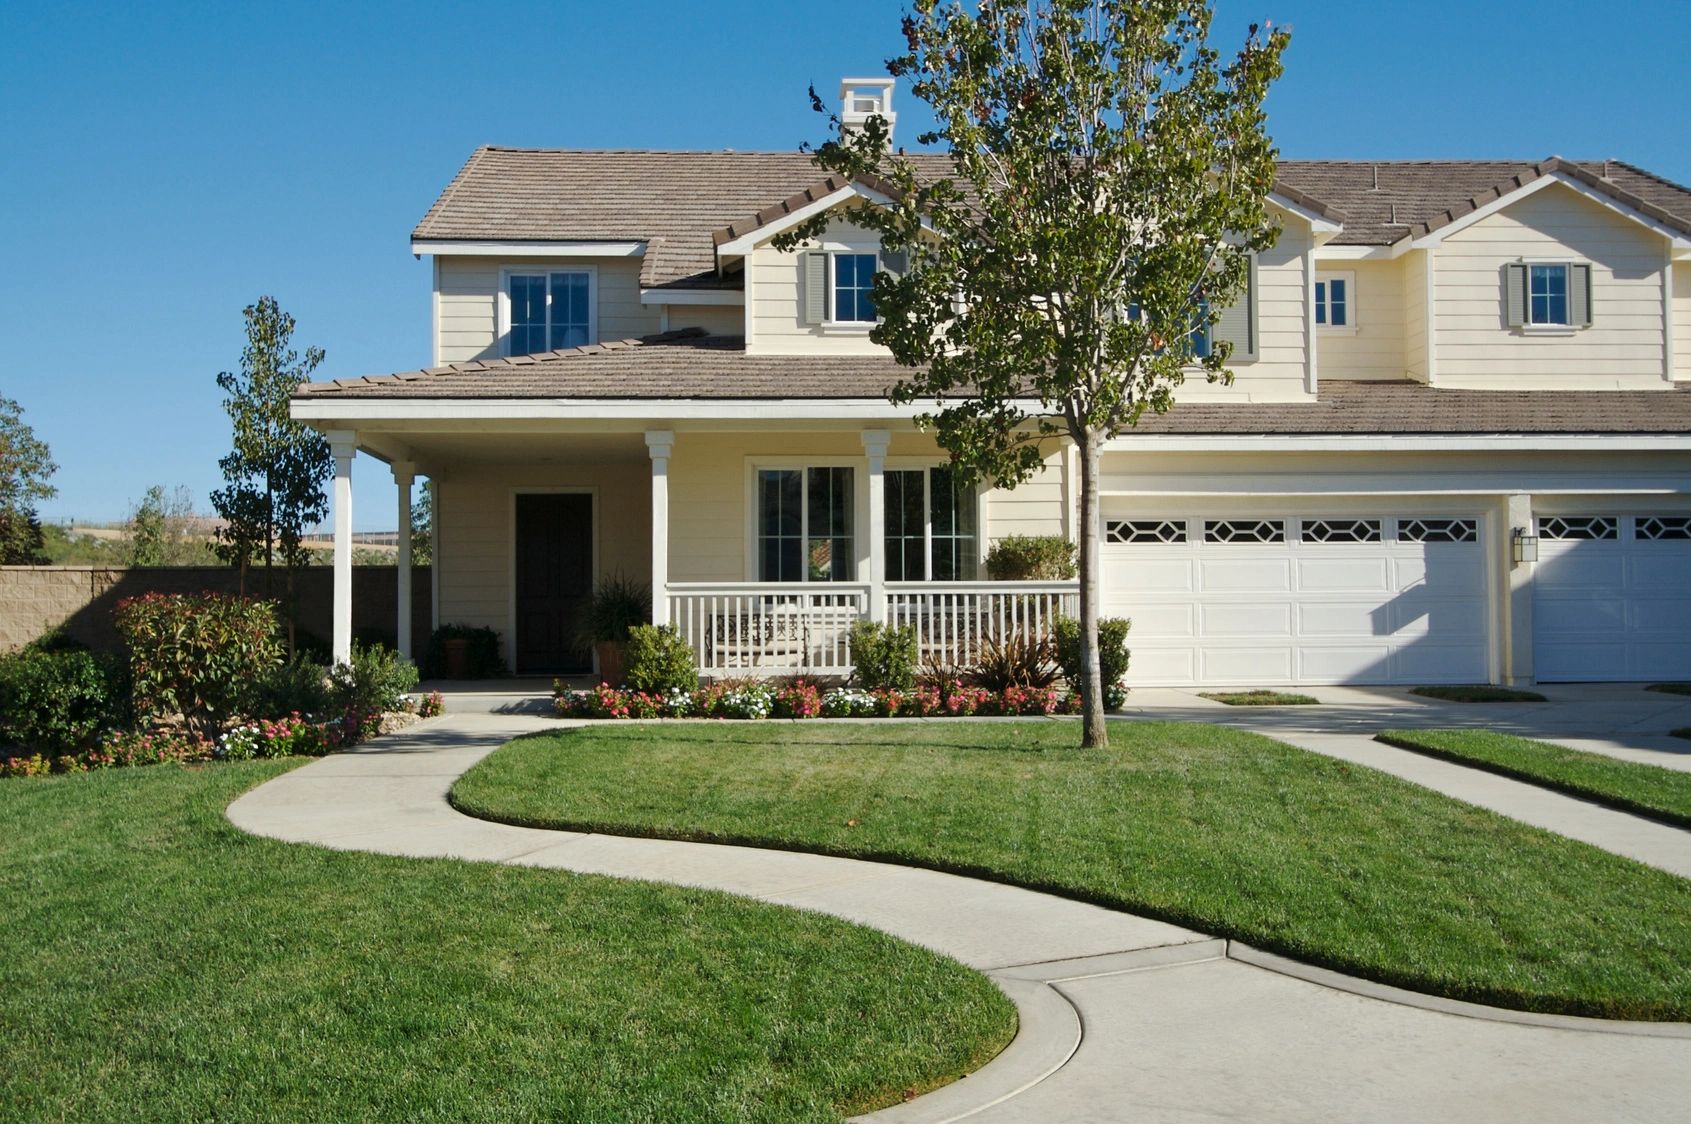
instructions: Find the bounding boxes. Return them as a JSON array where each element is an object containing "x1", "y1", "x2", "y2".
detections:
[
  {"x1": 1101, "y1": 509, "x2": 1490, "y2": 687},
  {"x1": 1533, "y1": 514, "x2": 1691, "y2": 682}
]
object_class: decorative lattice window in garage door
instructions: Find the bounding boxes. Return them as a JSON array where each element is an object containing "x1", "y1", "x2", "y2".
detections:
[
  {"x1": 1106, "y1": 519, "x2": 1187, "y2": 543},
  {"x1": 1300, "y1": 518, "x2": 1383, "y2": 544},
  {"x1": 1396, "y1": 518, "x2": 1478, "y2": 543},
  {"x1": 1538, "y1": 516, "x2": 1618, "y2": 541},
  {"x1": 1204, "y1": 519, "x2": 1285, "y2": 544},
  {"x1": 1636, "y1": 516, "x2": 1691, "y2": 541}
]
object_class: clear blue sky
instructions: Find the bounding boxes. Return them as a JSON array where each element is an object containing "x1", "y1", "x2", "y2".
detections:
[{"x1": 4, "y1": 1, "x2": 1686, "y2": 531}]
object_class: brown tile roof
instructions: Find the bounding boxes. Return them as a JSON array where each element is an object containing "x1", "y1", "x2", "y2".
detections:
[
  {"x1": 414, "y1": 150, "x2": 1691, "y2": 279},
  {"x1": 296, "y1": 330, "x2": 1691, "y2": 436}
]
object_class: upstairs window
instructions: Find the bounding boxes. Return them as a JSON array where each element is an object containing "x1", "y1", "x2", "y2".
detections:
[
  {"x1": 1314, "y1": 272, "x2": 1353, "y2": 330},
  {"x1": 1505, "y1": 261, "x2": 1591, "y2": 330},
  {"x1": 885, "y1": 465, "x2": 979, "y2": 581},
  {"x1": 832, "y1": 253, "x2": 879, "y2": 322},
  {"x1": 505, "y1": 269, "x2": 593, "y2": 355}
]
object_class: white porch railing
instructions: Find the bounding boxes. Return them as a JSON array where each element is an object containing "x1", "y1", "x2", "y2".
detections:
[
  {"x1": 887, "y1": 581, "x2": 1080, "y2": 668},
  {"x1": 667, "y1": 581, "x2": 1079, "y2": 678},
  {"x1": 667, "y1": 583, "x2": 870, "y2": 677}
]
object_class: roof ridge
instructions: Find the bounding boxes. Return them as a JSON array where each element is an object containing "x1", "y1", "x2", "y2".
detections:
[{"x1": 1588, "y1": 157, "x2": 1691, "y2": 198}]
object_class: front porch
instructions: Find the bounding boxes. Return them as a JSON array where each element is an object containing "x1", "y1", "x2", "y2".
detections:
[{"x1": 316, "y1": 422, "x2": 1078, "y2": 679}]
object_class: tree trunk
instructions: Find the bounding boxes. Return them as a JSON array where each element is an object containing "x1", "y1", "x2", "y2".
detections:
[{"x1": 1077, "y1": 430, "x2": 1108, "y2": 749}]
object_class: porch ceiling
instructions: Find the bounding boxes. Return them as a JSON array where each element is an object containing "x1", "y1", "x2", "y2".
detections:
[{"x1": 355, "y1": 429, "x2": 649, "y2": 470}]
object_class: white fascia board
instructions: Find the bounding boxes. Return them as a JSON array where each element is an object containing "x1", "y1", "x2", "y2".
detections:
[
  {"x1": 638, "y1": 289, "x2": 745, "y2": 306},
  {"x1": 1315, "y1": 243, "x2": 1408, "y2": 262},
  {"x1": 1268, "y1": 193, "x2": 1343, "y2": 236},
  {"x1": 411, "y1": 240, "x2": 647, "y2": 257},
  {"x1": 293, "y1": 397, "x2": 939, "y2": 422},
  {"x1": 1409, "y1": 173, "x2": 1691, "y2": 250},
  {"x1": 1104, "y1": 433, "x2": 1691, "y2": 452},
  {"x1": 714, "y1": 183, "x2": 896, "y2": 260}
]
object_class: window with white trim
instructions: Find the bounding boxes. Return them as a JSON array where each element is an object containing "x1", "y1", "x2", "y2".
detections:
[
  {"x1": 885, "y1": 466, "x2": 978, "y2": 580},
  {"x1": 1528, "y1": 264, "x2": 1569, "y2": 326},
  {"x1": 1314, "y1": 272, "x2": 1353, "y2": 330},
  {"x1": 757, "y1": 467, "x2": 855, "y2": 582},
  {"x1": 831, "y1": 253, "x2": 879, "y2": 322},
  {"x1": 506, "y1": 270, "x2": 593, "y2": 355}
]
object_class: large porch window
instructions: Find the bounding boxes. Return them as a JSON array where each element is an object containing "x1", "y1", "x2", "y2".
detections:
[
  {"x1": 757, "y1": 467, "x2": 855, "y2": 581},
  {"x1": 885, "y1": 465, "x2": 979, "y2": 581}
]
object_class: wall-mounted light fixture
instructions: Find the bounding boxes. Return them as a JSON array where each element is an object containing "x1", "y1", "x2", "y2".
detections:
[{"x1": 1512, "y1": 527, "x2": 1539, "y2": 565}]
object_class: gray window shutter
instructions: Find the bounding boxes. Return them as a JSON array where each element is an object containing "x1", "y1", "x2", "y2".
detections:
[
  {"x1": 880, "y1": 249, "x2": 907, "y2": 275},
  {"x1": 1504, "y1": 263, "x2": 1528, "y2": 328},
  {"x1": 803, "y1": 252, "x2": 828, "y2": 325},
  {"x1": 1569, "y1": 263, "x2": 1592, "y2": 327},
  {"x1": 1210, "y1": 253, "x2": 1258, "y2": 361}
]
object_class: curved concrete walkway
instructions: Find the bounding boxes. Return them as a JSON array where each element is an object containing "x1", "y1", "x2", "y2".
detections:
[{"x1": 228, "y1": 713, "x2": 1691, "y2": 1123}]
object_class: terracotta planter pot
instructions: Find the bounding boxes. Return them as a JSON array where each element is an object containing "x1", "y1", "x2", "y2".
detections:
[
  {"x1": 594, "y1": 640, "x2": 628, "y2": 687},
  {"x1": 442, "y1": 637, "x2": 471, "y2": 679}
]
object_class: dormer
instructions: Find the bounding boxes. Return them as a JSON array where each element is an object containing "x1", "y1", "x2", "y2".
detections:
[{"x1": 840, "y1": 77, "x2": 896, "y2": 146}]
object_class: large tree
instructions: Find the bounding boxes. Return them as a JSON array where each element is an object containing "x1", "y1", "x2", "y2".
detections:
[
  {"x1": 0, "y1": 395, "x2": 57, "y2": 565},
  {"x1": 211, "y1": 296, "x2": 331, "y2": 651},
  {"x1": 782, "y1": 0, "x2": 1287, "y2": 746}
]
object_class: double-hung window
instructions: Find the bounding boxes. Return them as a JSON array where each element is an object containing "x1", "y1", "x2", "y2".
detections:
[
  {"x1": 884, "y1": 465, "x2": 979, "y2": 581},
  {"x1": 757, "y1": 467, "x2": 855, "y2": 582},
  {"x1": 1505, "y1": 261, "x2": 1591, "y2": 330},
  {"x1": 1314, "y1": 272, "x2": 1353, "y2": 330},
  {"x1": 1528, "y1": 264, "x2": 1569, "y2": 325},
  {"x1": 832, "y1": 253, "x2": 878, "y2": 322},
  {"x1": 506, "y1": 270, "x2": 593, "y2": 355}
]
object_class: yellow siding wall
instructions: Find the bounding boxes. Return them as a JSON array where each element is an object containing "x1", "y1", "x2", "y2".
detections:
[
  {"x1": 746, "y1": 216, "x2": 888, "y2": 356},
  {"x1": 1675, "y1": 262, "x2": 1691, "y2": 381},
  {"x1": 1403, "y1": 250, "x2": 1429, "y2": 381},
  {"x1": 1317, "y1": 259, "x2": 1407, "y2": 380},
  {"x1": 434, "y1": 256, "x2": 658, "y2": 363},
  {"x1": 435, "y1": 461, "x2": 651, "y2": 668},
  {"x1": 665, "y1": 304, "x2": 745, "y2": 336},
  {"x1": 665, "y1": 430, "x2": 1067, "y2": 582},
  {"x1": 1433, "y1": 185, "x2": 1668, "y2": 388}
]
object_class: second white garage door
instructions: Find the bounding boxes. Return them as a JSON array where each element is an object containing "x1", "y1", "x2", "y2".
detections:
[{"x1": 1101, "y1": 509, "x2": 1491, "y2": 687}]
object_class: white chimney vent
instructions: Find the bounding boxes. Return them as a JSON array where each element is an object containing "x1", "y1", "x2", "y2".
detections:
[{"x1": 840, "y1": 77, "x2": 896, "y2": 147}]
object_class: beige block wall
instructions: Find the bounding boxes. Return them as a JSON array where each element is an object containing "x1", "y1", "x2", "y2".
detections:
[
  {"x1": 1434, "y1": 185, "x2": 1669, "y2": 388},
  {"x1": 1317, "y1": 258, "x2": 1407, "y2": 380},
  {"x1": 435, "y1": 460, "x2": 651, "y2": 665},
  {"x1": 665, "y1": 430, "x2": 1067, "y2": 583},
  {"x1": 435, "y1": 256, "x2": 659, "y2": 363}
]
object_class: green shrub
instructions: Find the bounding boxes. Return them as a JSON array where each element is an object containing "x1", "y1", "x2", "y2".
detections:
[
  {"x1": 623, "y1": 624, "x2": 698, "y2": 695},
  {"x1": 985, "y1": 535, "x2": 1078, "y2": 580},
  {"x1": 968, "y1": 633, "x2": 1060, "y2": 691},
  {"x1": 422, "y1": 624, "x2": 508, "y2": 679},
  {"x1": 329, "y1": 643, "x2": 419, "y2": 714},
  {"x1": 250, "y1": 655, "x2": 333, "y2": 719},
  {"x1": 1053, "y1": 615, "x2": 1132, "y2": 709},
  {"x1": 578, "y1": 573, "x2": 651, "y2": 644},
  {"x1": 115, "y1": 592, "x2": 282, "y2": 738},
  {"x1": 848, "y1": 621, "x2": 918, "y2": 691},
  {"x1": 0, "y1": 648, "x2": 129, "y2": 755}
]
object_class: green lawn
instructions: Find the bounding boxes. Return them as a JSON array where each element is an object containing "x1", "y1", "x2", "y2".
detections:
[
  {"x1": 1198, "y1": 690, "x2": 1320, "y2": 706},
  {"x1": 454, "y1": 721, "x2": 1691, "y2": 1021},
  {"x1": 1409, "y1": 685, "x2": 1549, "y2": 703},
  {"x1": 0, "y1": 762, "x2": 1014, "y2": 1122},
  {"x1": 1375, "y1": 729, "x2": 1691, "y2": 829}
]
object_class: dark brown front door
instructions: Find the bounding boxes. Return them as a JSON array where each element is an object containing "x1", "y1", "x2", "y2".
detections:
[{"x1": 514, "y1": 493, "x2": 593, "y2": 673}]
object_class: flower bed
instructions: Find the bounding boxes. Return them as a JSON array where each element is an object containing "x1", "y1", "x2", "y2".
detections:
[{"x1": 554, "y1": 678, "x2": 1075, "y2": 721}]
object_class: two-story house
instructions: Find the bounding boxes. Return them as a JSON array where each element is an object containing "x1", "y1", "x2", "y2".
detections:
[{"x1": 293, "y1": 79, "x2": 1691, "y2": 690}]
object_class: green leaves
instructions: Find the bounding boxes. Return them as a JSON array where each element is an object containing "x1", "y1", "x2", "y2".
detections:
[{"x1": 0, "y1": 395, "x2": 58, "y2": 564}]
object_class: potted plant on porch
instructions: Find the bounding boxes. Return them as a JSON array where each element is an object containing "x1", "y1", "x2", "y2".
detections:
[{"x1": 579, "y1": 574, "x2": 650, "y2": 687}]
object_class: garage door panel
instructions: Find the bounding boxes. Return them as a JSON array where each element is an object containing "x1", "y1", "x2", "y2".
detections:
[
  {"x1": 1200, "y1": 647, "x2": 1294, "y2": 683},
  {"x1": 1295, "y1": 557, "x2": 1391, "y2": 593},
  {"x1": 1105, "y1": 501, "x2": 1491, "y2": 687},
  {"x1": 1534, "y1": 520, "x2": 1691, "y2": 682},
  {"x1": 1198, "y1": 558, "x2": 1292, "y2": 592},
  {"x1": 1200, "y1": 602, "x2": 1292, "y2": 638}
]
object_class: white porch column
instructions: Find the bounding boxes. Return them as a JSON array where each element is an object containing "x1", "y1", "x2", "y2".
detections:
[
  {"x1": 326, "y1": 430, "x2": 358, "y2": 666},
  {"x1": 862, "y1": 429, "x2": 890, "y2": 622},
  {"x1": 392, "y1": 461, "x2": 415, "y2": 661},
  {"x1": 645, "y1": 430, "x2": 675, "y2": 626}
]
